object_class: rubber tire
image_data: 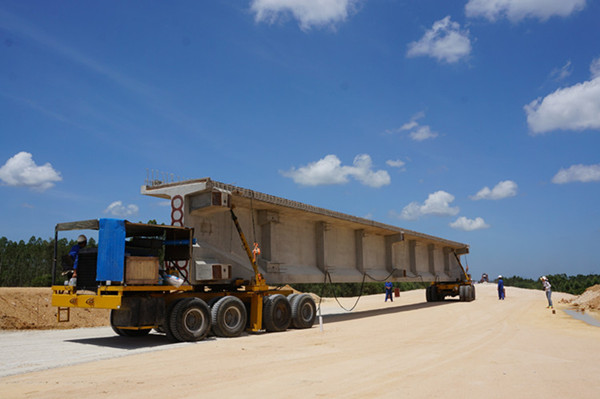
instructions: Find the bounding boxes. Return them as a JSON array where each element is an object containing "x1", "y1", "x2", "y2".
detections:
[
  {"x1": 426, "y1": 286, "x2": 438, "y2": 302},
  {"x1": 162, "y1": 299, "x2": 181, "y2": 342},
  {"x1": 470, "y1": 285, "x2": 476, "y2": 301},
  {"x1": 459, "y1": 285, "x2": 469, "y2": 302},
  {"x1": 169, "y1": 297, "x2": 211, "y2": 342},
  {"x1": 110, "y1": 310, "x2": 152, "y2": 337},
  {"x1": 290, "y1": 293, "x2": 316, "y2": 329},
  {"x1": 211, "y1": 296, "x2": 247, "y2": 338},
  {"x1": 287, "y1": 293, "x2": 298, "y2": 305},
  {"x1": 262, "y1": 294, "x2": 292, "y2": 332}
]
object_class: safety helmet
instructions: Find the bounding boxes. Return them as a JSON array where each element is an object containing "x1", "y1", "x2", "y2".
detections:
[
  {"x1": 540, "y1": 276, "x2": 547, "y2": 281},
  {"x1": 498, "y1": 275, "x2": 502, "y2": 279},
  {"x1": 77, "y1": 235, "x2": 87, "y2": 243}
]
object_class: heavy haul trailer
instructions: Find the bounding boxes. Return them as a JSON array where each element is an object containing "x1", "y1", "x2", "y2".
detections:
[
  {"x1": 140, "y1": 178, "x2": 475, "y2": 302},
  {"x1": 52, "y1": 177, "x2": 474, "y2": 342},
  {"x1": 51, "y1": 218, "x2": 317, "y2": 342}
]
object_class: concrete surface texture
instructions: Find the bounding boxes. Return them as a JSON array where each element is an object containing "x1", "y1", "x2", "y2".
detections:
[
  {"x1": 142, "y1": 178, "x2": 469, "y2": 284},
  {"x1": 1, "y1": 283, "x2": 600, "y2": 399}
]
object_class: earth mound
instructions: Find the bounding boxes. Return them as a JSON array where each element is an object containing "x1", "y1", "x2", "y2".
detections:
[
  {"x1": 0, "y1": 287, "x2": 109, "y2": 330},
  {"x1": 566, "y1": 284, "x2": 600, "y2": 311}
]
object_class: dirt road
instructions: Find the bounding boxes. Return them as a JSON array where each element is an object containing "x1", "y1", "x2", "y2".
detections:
[{"x1": 1, "y1": 284, "x2": 599, "y2": 398}]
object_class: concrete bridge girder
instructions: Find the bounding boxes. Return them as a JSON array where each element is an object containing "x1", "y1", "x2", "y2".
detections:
[{"x1": 141, "y1": 178, "x2": 468, "y2": 284}]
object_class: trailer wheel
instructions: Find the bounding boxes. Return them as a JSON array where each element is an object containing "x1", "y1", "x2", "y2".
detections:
[
  {"x1": 263, "y1": 294, "x2": 291, "y2": 332},
  {"x1": 169, "y1": 298, "x2": 211, "y2": 342},
  {"x1": 110, "y1": 310, "x2": 152, "y2": 337},
  {"x1": 426, "y1": 286, "x2": 438, "y2": 302},
  {"x1": 211, "y1": 296, "x2": 247, "y2": 337},
  {"x1": 459, "y1": 285, "x2": 473, "y2": 302},
  {"x1": 290, "y1": 293, "x2": 316, "y2": 329},
  {"x1": 287, "y1": 293, "x2": 298, "y2": 305},
  {"x1": 162, "y1": 299, "x2": 181, "y2": 341}
]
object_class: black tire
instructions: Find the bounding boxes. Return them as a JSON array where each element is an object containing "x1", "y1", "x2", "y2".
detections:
[
  {"x1": 426, "y1": 285, "x2": 438, "y2": 302},
  {"x1": 211, "y1": 296, "x2": 247, "y2": 338},
  {"x1": 263, "y1": 294, "x2": 291, "y2": 332},
  {"x1": 470, "y1": 285, "x2": 476, "y2": 301},
  {"x1": 290, "y1": 293, "x2": 316, "y2": 329},
  {"x1": 162, "y1": 299, "x2": 181, "y2": 342},
  {"x1": 287, "y1": 293, "x2": 298, "y2": 305},
  {"x1": 110, "y1": 309, "x2": 152, "y2": 337},
  {"x1": 459, "y1": 285, "x2": 469, "y2": 302},
  {"x1": 169, "y1": 297, "x2": 211, "y2": 342}
]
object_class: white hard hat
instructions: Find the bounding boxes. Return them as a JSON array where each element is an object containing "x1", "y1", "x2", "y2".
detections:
[
  {"x1": 498, "y1": 275, "x2": 502, "y2": 279},
  {"x1": 540, "y1": 276, "x2": 547, "y2": 280},
  {"x1": 77, "y1": 235, "x2": 87, "y2": 243}
]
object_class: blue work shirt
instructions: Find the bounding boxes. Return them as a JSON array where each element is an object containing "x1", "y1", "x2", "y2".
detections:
[{"x1": 69, "y1": 244, "x2": 81, "y2": 270}]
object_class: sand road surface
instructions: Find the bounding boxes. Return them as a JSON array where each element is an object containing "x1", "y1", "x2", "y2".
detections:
[{"x1": 1, "y1": 284, "x2": 599, "y2": 399}]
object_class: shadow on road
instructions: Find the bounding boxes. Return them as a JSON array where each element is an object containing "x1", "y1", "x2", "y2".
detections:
[
  {"x1": 67, "y1": 333, "x2": 187, "y2": 349},
  {"x1": 321, "y1": 300, "x2": 454, "y2": 324}
]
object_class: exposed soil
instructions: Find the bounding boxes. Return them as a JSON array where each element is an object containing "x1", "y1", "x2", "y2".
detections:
[
  {"x1": 0, "y1": 287, "x2": 109, "y2": 330},
  {"x1": 564, "y1": 284, "x2": 600, "y2": 311}
]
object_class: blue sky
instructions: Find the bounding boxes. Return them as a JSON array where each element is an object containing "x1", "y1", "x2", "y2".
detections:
[{"x1": 1, "y1": 0, "x2": 599, "y2": 279}]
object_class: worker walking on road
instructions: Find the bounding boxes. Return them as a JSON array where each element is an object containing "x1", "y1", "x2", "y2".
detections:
[
  {"x1": 540, "y1": 276, "x2": 553, "y2": 309},
  {"x1": 497, "y1": 275, "x2": 505, "y2": 300},
  {"x1": 384, "y1": 281, "x2": 394, "y2": 302}
]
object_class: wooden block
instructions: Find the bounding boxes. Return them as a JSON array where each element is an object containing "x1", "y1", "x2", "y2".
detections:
[{"x1": 125, "y1": 256, "x2": 159, "y2": 285}]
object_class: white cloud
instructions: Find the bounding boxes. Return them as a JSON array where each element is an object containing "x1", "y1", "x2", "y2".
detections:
[
  {"x1": 525, "y1": 77, "x2": 600, "y2": 134},
  {"x1": 104, "y1": 201, "x2": 139, "y2": 218},
  {"x1": 400, "y1": 121, "x2": 419, "y2": 131},
  {"x1": 590, "y1": 57, "x2": 600, "y2": 79},
  {"x1": 410, "y1": 126, "x2": 439, "y2": 141},
  {"x1": 465, "y1": 0, "x2": 586, "y2": 22},
  {"x1": 386, "y1": 159, "x2": 406, "y2": 168},
  {"x1": 450, "y1": 216, "x2": 490, "y2": 231},
  {"x1": 406, "y1": 16, "x2": 471, "y2": 64},
  {"x1": 549, "y1": 61, "x2": 572, "y2": 81},
  {"x1": 282, "y1": 154, "x2": 391, "y2": 188},
  {"x1": 0, "y1": 151, "x2": 62, "y2": 191},
  {"x1": 470, "y1": 180, "x2": 518, "y2": 200},
  {"x1": 389, "y1": 112, "x2": 438, "y2": 142},
  {"x1": 552, "y1": 164, "x2": 600, "y2": 184},
  {"x1": 398, "y1": 191, "x2": 459, "y2": 220},
  {"x1": 250, "y1": 0, "x2": 357, "y2": 30}
]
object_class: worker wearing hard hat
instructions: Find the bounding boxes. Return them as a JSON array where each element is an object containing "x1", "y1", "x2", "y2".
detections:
[
  {"x1": 497, "y1": 275, "x2": 505, "y2": 300},
  {"x1": 540, "y1": 276, "x2": 553, "y2": 309},
  {"x1": 67, "y1": 235, "x2": 87, "y2": 286}
]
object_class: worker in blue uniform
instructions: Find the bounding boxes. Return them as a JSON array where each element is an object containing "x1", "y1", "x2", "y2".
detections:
[
  {"x1": 384, "y1": 281, "x2": 394, "y2": 302},
  {"x1": 67, "y1": 235, "x2": 87, "y2": 286},
  {"x1": 497, "y1": 275, "x2": 505, "y2": 300}
]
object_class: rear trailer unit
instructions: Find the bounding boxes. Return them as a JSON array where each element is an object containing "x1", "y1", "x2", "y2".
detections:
[{"x1": 51, "y1": 218, "x2": 316, "y2": 342}]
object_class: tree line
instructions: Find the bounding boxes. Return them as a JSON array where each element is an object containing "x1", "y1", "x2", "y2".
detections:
[
  {"x1": 1, "y1": 235, "x2": 598, "y2": 296},
  {"x1": 0, "y1": 236, "x2": 97, "y2": 287},
  {"x1": 500, "y1": 274, "x2": 600, "y2": 296}
]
